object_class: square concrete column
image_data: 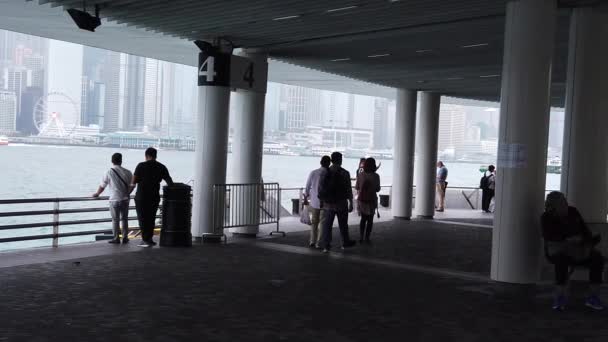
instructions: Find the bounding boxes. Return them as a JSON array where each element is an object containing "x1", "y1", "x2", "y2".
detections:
[
  {"x1": 392, "y1": 89, "x2": 417, "y2": 219},
  {"x1": 491, "y1": 0, "x2": 557, "y2": 283},
  {"x1": 414, "y1": 92, "x2": 441, "y2": 218},
  {"x1": 560, "y1": 7, "x2": 608, "y2": 224}
]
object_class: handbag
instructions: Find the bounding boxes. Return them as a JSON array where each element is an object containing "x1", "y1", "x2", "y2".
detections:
[{"x1": 300, "y1": 204, "x2": 312, "y2": 225}]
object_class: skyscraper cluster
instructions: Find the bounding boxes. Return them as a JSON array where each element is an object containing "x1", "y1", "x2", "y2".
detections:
[{"x1": 0, "y1": 30, "x2": 47, "y2": 135}]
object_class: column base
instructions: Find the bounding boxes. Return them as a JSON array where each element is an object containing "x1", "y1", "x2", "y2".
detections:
[
  {"x1": 231, "y1": 232, "x2": 258, "y2": 238},
  {"x1": 417, "y1": 215, "x2": 434, "y2": 219},
  {"x1": 198, "y1": 234, "x2": 224, "y2": 243},
  {"x1": 393, "y1": 216, "x2": 411, "y2": 220}
]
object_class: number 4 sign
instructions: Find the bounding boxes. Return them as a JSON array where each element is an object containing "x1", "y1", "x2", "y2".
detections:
[
  {"x1": 229, "y1": 55, "x2": 268, "y2": 93},
  {"x1": 197, "y1": 51, "x2": 230, "y2": 87}
]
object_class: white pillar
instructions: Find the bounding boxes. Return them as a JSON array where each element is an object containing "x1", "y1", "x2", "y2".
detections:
[
  {"x1": 414, "y1": 92, "x2": 441, "y2": 218},
  {"x1": 491, "y1": 0, "x2": 556, "y2": 283},
  {"x1": 192, "y1": 83, "x2": 231, "y2": 242},
  {"x1": 230, "y1": 51, "x2": 268, "y2": 236},
  {"x1": 392, "y1": 89, "x2": 417, "y2": 219},
  {"x1": 560, "y1": 8, "x2": 608, "y2": 224}
]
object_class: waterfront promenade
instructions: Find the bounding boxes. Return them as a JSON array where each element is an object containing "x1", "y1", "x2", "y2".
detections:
[{"x1": 1, "y1": 214, "x2": 606, "y2": 341}]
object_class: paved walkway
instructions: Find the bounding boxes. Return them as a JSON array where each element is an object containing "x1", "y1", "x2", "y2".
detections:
[{"x1": 1, "y1": 217, "x2": 607, "y2": 341}]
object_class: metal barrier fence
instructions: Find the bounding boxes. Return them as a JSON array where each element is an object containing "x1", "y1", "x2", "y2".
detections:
[
  {"x1": 0, "y1": 196, "x2": 159, "y2": 247},
  {"x1": 211, "y1": 183, "x2": 283, "y2": 238}
]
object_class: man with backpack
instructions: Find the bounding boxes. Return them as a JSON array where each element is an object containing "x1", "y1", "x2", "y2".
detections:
[
  {"x1": 92, "y1": 153, "x2": 133, "y2": 244},
  {"x1": 480, "y1": 165, "x2": 496, "y2": 213},
  {"x1": 318, "y1": 152, "x2": 357, "y2": 253}
]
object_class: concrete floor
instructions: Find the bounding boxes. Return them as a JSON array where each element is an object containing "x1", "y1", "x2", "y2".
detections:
[{"x1": 0, "y1": 217, "x2": 606, "y2": 341}]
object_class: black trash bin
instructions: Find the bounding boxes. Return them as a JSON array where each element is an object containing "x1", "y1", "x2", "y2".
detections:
[
  {"x1": 160, "y1": 183, "x2": 192, "y2": 247},
  {"x1": 379, "y1": 194, "x2": 390, "y2": 208},
  {"x1": 292, "y1": 198, "x2": 300, "y2": 215}
]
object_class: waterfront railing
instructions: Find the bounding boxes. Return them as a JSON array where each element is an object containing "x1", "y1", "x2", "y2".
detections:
[{"x1": 0, "y1": 196, "x2": 157, "y2": 247}]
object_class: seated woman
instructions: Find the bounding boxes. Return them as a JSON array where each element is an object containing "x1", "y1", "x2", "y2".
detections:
[{"x1": 541, "y1": 191, "x2": 605, "y2": 311}]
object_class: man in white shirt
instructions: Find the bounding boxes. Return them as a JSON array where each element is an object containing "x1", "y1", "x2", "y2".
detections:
[
  {"x1": 92, "y1": 153, "x2": 134, "y2": 244},
  {"x1": 304, "y1": 155, "x2": 330, "y2": 248}
]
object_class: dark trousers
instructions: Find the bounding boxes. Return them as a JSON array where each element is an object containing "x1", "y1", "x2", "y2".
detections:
[
  {"x1": 481, "y1": 189, "x2": 495, "y2": 212},
  {"x1": 322, "y1": 209, "x2": 350, "y2": 249},
  {"x1": 135, "y1": 199, "x2": 159, "y2": 242},
  {"x1": 550, "y1": 250, "x2": 604, "y2": 285},
  {"x1": 360, "y1": 214, "x2": 374, "y2": 241}
]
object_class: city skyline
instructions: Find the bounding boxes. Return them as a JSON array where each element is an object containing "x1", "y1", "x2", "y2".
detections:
[{"x1": 0, "y1": 29, "x2": 565, "y2": 158}]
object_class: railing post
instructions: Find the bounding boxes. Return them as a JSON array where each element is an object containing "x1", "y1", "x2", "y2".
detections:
[{"x1": 53, "y1": 200, "x2": 59, "y2": 247}]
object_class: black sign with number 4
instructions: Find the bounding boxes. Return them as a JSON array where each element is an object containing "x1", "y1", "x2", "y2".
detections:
[{"x1": 197, "y1": 51, "x2": 230, "y2": 87}]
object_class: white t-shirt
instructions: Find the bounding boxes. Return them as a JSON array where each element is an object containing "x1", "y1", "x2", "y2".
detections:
[{"x1": 101, "y1": 165, "x2": 133, "y2": 202}]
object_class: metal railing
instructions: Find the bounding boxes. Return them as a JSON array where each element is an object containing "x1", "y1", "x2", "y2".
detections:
[
  {"x1": 0, "y1": 196, "x2": 158, "y2": 247},
  {"x1": 211, "y1": 183, "x2": 283, "y2": 239},
  {"x1": 278, "y1": 185, "x2": 489, "y2": 214}
]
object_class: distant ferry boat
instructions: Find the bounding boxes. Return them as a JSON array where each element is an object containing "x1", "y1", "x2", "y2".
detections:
[{"x1": 0, "y1": 136, "x2": 8, "y2": 146}]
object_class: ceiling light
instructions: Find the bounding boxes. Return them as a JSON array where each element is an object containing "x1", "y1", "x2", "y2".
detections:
[
  {"x1": 461, "y1": 43, "x2": 489, "y2": 48},
  {"x1": 367, "y1": 54, "x2": 390, "y2": 58},
  {"x1": 330, "y1": 58, "x2": 351, "y2": 62},
  {"x1": 417, "y1": 80, "x2": 427, "y2": 84},
  {"x1": 326, "y1": 5, "x2": 358, "y2": 13},
  {"x1": 416, "y1": 49, "x2": 433, "y2": 53},
  {"x1": 479, "y1": 74, "x2": 500, "y2": 78},
  {"x1": 445, "y1": 77, "x2": 464, "y2": 81},
  {"x1": 273, "y1": 15, "x2": 300, "y2": 21}
]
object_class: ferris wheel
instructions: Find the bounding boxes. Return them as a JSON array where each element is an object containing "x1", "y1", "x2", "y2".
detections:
[{"x1": 33, "y1": 92, "x2": 80, "y2": 137}]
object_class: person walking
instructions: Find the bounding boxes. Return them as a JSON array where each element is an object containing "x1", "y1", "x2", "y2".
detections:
[
  {"x1": 436, "y1": 161, "x2": 448, "y2": 212},
  {"x1": 318, "y1": 152, "x2": 357, "y2": 253},
  {"x1": 304, "y1": 155, "x2": 331, "y2": 248},
  {"x1": 130, "y1": 147, "x2": 173, "y2": 247},
  {"x1": 92, "y1": 153, "x2": 133, "y2": 244},
  {"x1": 481, "y1": 165, "x2": 496, "y2": 213},
  {"x1": 355, "y1": 158, "x2": 381, "y2": 244}
]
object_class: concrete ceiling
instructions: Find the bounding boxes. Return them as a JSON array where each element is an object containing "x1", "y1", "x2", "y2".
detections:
[{"x1": 2, "y1": 0, "x2": 602, "y2": 106}]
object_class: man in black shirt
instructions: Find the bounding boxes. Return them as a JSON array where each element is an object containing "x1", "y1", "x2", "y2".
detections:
[{"x1": 130, "y1": 147, "x2": 173, "y2": 247}]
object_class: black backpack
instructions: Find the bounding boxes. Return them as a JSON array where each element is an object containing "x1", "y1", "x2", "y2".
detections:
[
  {"x1": 479, "y1": 173, "x2": 489, "y2": 190},
  {"x1": 318, "y1": 168, "x2": 346, "y2": 203}
]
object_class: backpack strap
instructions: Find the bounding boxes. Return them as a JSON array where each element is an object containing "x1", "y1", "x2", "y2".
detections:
[{"x1": 111, "y1": 168, "x2": 130, "y2": 193}]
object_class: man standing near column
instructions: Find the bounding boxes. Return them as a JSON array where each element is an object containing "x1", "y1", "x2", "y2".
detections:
[
  {"x1": 436, "y1": 161, "x2": 448, "y2": 212},
  {"x1": 318, "y1": 152, "x2": 357, "y2": 253},
  {"x1": 131, "y1": 147, "x2": 173, "y2": 247}
]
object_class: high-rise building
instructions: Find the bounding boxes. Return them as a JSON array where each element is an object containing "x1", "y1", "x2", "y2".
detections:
[
  {"x1": 81, "y1": 46, "x2": 107, "y2": 126},
  {"x1": 144, "y1": 59, "x2": 163, "y2": 131},
  {"x1": 346, "y1": 94, "x2": 355, "y2": 129},
  {"x1": 2, "y1": 66, "x2": 30, "y2": 114},
  {"x1": 280, "y1": 85, "x2": 323, "y2": 132},
  {"x1": 0, "y1": 90, "x2": 17, "y2": 133},
  {"x1": 47, "y1": 40, "x2": 82, "y2": 123},
  {"x1": 285, "y1": 85, "x2": 306, "y2": 131},
  {"x1": 438, "y1": 104, "x2": 466, "y2": 153},
  {"x1": 158, "y1": 62, "x2": 174, "y2": 136},
  {"x1": 101, "y1": 51, "x2": 121, "y2": 132},
  {"x1": 305, "y1": 88, "x2": 322, "y2": 126},
  {"x1": 23, "y1": 54, "x2": 44, "y2": 88},
  {"x1": 372, "y1": 98, "x2": 389, "y2": 149},
  {"x1": 264, "y1": 82, "x2": 281, "y2": 132},
  {"x1": 18, "y1": 86, "x2": 42, "y2": 135},
  {"x1": 122, "y1": 55, "x2": 146, "y2": 131}
]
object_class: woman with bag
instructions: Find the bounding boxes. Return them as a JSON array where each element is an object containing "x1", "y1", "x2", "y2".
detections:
[
  {"x1": 542, "y1": 191, "x2": 605, "y2": 311},
  {"x1": 355, "y1": 158, "x2": 381, "y2": 244}
]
